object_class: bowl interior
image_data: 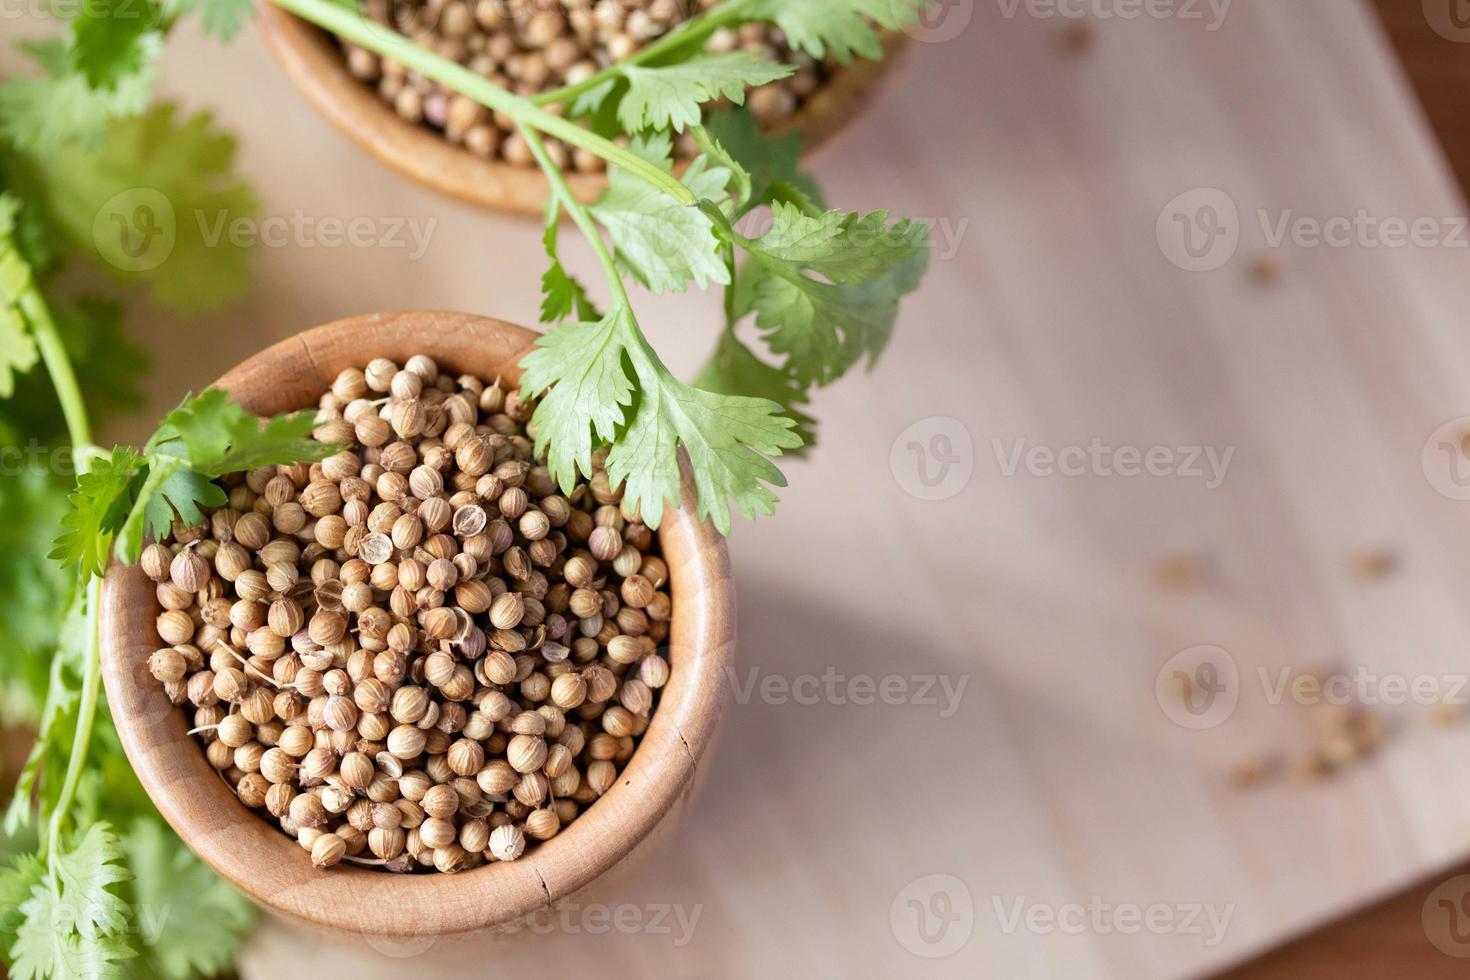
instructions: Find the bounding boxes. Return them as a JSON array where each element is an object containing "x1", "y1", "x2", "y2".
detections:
[
  {"x1": 255, "y1": 4, "x2": 908, "y2": 215},
  {"x1": 99, "y1": 310, "x2": 734, "y2": 939}
]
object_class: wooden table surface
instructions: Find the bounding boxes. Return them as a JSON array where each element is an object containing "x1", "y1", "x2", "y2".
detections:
[{"x1": 55, "y1": 0, "x2": 1470, "y2": 976}]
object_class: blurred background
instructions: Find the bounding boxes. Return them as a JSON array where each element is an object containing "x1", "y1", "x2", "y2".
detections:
[{"x1": 12, "y1": 0, "x2": 1470, "y2": 976}]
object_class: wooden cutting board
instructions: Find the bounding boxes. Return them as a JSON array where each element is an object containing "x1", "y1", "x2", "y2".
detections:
[{"x1": 61, "y1": 0, "x2": 1470, "y2": 975}]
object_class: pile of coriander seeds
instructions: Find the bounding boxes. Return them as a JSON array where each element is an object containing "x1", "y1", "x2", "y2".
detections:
[
  {"x1": 144, "y1": 354, "x2": 672, "y2": 874},
  {"x1": 344, "y1": 0, "x2": 826, "y2": 169}
]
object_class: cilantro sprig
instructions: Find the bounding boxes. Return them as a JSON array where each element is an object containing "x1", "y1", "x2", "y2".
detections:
[
  {"x1": 269, "y1": 0, "x2": 929, "y2": 531},
  {"x1": 2, "y1": 2, "x2": 931, "y2": 976}
]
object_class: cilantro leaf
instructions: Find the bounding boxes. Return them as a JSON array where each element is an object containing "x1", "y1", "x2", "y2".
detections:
[
  {"x1": 523, "y1": 298, "x2": 801, "y2": 534},
  {"x1": 8, "y1": 824, "x2": 134, "y2": 980},
  {"x1": 0, "y1": 195, "x2": 40, "y2": 397},
  {"x1": 122, "y1": 819, "x2": 254, "y2": 980},
  {"x1": 607, "y1": 351, "x2": 800, "y2": 533},
  {"x1": 114, "y1": 458, "x2": 226, "y2": 564},
  {"x1": 618, "y1": 53, "x2": 794, "y2": 133},
  {"x1": 21, "y1": 103, "x2": 257, "y2": 313},
  {"x1": 695, "y1": 329, "x2": 816, "y2": 450},
  {"x1": 733, "y1": 204, "x2": 929, "y2": 384},
  {"x1": 521, "y1": 307, "x2": 638, "y2": 489},
  {"x1": 165, "y1": 0, "x2": 255, "y2": 39},
  {"x1": 0, "y1": 37, "x2": 158, "y2": 154},
  {"x1": 589, "y1": 134, "x2": 731, "y2": 294},
  {"x1": 49, "y1": 447, "x2": 144, "y2": 579},
  {"x1": 539, "y1": 201, "x2": 601, "y2": 323},
  {"x1": 744, "y1": 0, "x2": 921, "y2": 62},
  {"x1": 71, "y1": 0, "x2": 163, "y2": 90},
  {"x1": 704, "y1": 109, "x2": 824, "y2": 210},
  {"x1": 147, "y1": 387, "x2": 334, "y2": 475}
]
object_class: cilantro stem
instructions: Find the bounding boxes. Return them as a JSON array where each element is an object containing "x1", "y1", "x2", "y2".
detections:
[
  {"x1": 22, "y1": 289, "x2": 94, "y2": 460},
  {"x1": 22, "y1": 273, "x2": 104, "y2": 864},
  {"x1": 531, "y1": 0, "x2": 759, "y2": 108},
  {"x1": 41, "y1": 576, "x2": 101, "y2": 863},
  {"x1": 520, "y1": 124, "x2": 631, "y2": 307},
  {"x1": 266, "y1": 0, "x2": 694, "y2": 206}
]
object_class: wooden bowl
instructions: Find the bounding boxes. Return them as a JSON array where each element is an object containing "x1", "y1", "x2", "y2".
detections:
[
  {"x1": 99, "y1": 310, "x2": 735, "y2": 941},
  {"x1": 256, "y1": 2, "x2": 907, "y2": 215}
]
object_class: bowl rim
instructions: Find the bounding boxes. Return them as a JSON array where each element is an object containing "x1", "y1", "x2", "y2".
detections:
[
  {"x1": 254, "y1": 2, "x2": 908, "y2": 215},
  {"x1": 99, "y1": 310, "x2": 735, "y2": 938}
]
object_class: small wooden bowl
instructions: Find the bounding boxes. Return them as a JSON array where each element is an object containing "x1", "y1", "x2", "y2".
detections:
[
  {"x1": 99, "y1": 310, "x2": 735, "y2": 941},
  {"x1": 256, "y1": 2, "x2": 907, "y2": 215}
]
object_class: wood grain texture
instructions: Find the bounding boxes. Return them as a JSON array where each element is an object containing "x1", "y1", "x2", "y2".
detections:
[
  {"x1": 1370, "y1": 0, "x2": 1470, "y2": 199},
  {"x1": 97, "y1": 311, "x2": 736, "y2": 940},
  {"x1": 253, "y1": 1, "x2": 907, "y2": 215},
  {"x1": 68, "y1": 0, "x2": 1470, "y2": 974}
]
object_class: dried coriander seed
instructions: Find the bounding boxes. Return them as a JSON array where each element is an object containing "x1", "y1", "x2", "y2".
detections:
[{"x1": 145, "y1": 354, "x2": 672, "y2": 875}]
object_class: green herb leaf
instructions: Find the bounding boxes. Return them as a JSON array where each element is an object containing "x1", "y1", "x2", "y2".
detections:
[
  {"x1": 589, "y1": 134, "x2": 731, "y2": 294},
  {"x1": 617, "y1": 52, "x2": 793, "y2": 133},
  {"x1": 71, "y1": 0, "x2": 163, "y2": 90},
  {"x1": 734, "y1": 204, "x2": 929, "y2": 384},
  {"x1": 704, "y1": 109, "x2": 823, "y2": 210},
  {"x1": 22, "y1": 103, "x2": 257, "y2": 313},
  {"x1": 166, "y1": 0, "x2": 255, "y2": 39},
  {"x1": 0, "y1": 195, "x2": 40, "y2": 398},
  {"x1": 147, "y1": 387, "x2": 333, "y2": 475},
  {"x1": 121, "y1": 819, "x2": 253, "y2": 980},
  {"x1": 7, "y1": 824, "x2": 135, "y2": 980},
  {"x1": 520, "y1": 307, "x2": 636, "y2": 488},
  {"x1": 744, "y1": 0, "x2": 920, "y2": 62},
  {"x1": 49, "y1": 447, "x2": 143, "y2": 579},
  {"x1": 539, "y1": 201, "x2": 601, "y2": 323},
  {"x1": 0, "y1": 37, "x2": 158, "y2": 154},
  {"x1": 694, "y1": 329, "x2": 816, "y2": 449},
  {"x1": 523, "y1": 298, "x2": 801, "y2": 534}
]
